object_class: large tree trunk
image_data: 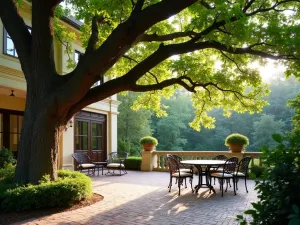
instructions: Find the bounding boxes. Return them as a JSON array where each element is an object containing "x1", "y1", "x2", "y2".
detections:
[{"x1": 14, "y1": 90, "x2": 65, "y2": 184}]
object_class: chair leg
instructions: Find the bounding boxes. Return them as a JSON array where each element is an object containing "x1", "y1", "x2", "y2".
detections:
[
  {"x1": 245, "y1": 176, "x2": 248, "y2": 193},
  {"x1": 190, "y1": 177, "x2": 194, "y2": 193},
  {"x1": 185, "y1": 178, "x2": 187, "y2": 188},
  {"x1": 236, "y1": 177, "x2": 239, "y2": 190},
  {"x1": 221, "y1": 179, "x2": 224, "y2": 197},
  {"x1": 168, "y1": 177, "x2": 172, "y2": 189},
  {"x1": 178, "y1": 178, "x2": 182, "y2": 196},
  {"x1": 233, "y1": 178, "x2": 236, "y2": 195}
]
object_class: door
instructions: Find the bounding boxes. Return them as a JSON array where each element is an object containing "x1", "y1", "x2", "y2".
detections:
[{"x1": 74, "y1": 111, "x2": 107, "y2": 163}]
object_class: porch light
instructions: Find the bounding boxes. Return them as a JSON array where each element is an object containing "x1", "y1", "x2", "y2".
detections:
[
  {"x1": 10, "y1": 90, "x2": 15, "y2": 97},
  {"x1": 65, "y1": 119, "x2": 73, "y2": 131}
]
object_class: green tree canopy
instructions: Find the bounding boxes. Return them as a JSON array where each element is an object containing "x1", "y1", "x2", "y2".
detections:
[{"x1": 1, "y1": 0, "x2": 300, "y2": 183}]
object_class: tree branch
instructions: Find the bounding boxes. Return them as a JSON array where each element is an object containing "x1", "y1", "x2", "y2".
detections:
[
  {"x1": 0, "y1": 0, "x2": 32, "y2": 79},
  {"x1": 137, "y1": 31, "x2": 197, "y2": 43},
  {"x1": 199, "y1": 0, "x2": 215, "y2": 9},
  {"x1": 86, "y1": 16, "x2": 106, "y2": 54},
  {"x1": 121, "y1": 40, "x2": 298, "y2": 85}
]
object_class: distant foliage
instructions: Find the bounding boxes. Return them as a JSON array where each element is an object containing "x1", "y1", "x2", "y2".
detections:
[
  {"x1": 0, "y1": 170, "x2": 92, "y2": 212},
  {"x1": 237, "y1": 133, "x2": 300, "y2": 225}
]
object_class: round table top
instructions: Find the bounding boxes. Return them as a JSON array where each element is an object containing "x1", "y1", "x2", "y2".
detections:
[{"x1": 181, "y1": 160, "x2": 226, "y2": 165}]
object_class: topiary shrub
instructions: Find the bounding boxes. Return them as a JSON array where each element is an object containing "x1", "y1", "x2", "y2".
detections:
[
  {"x1": 225, "y1": 133, "x2": 249, "y2": 146},
  {"x1": 124, "y1": 156, "x2": 142, "y2": 170},
  {"x1": 0, "y1": 147, "x2": 16, "y2": 169},
  {"x1": 237, "y1": 133, "x2": 300, "y2": 225},
  {"x1": 0, "y1": 170, "x2": 92, "y2": 212},
  {"x1": 139, "y1": 136, "x2": 158, "y2": 146}
]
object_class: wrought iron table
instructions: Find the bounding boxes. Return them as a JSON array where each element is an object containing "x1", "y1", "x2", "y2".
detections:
[
  {"x1": 94, "y1": 162, "x2": 107, "y2": 176},
  {"x1": 181, "y1": 160, "x2": 226, "y2": 193}
]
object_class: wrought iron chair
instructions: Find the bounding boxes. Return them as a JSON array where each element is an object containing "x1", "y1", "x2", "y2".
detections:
[
  {"x1": 72, "y1": 153, "x2": 96, "y2": 175},
  {"x1": 210, "y1": 157, "x2": 238, "y2": 197},
  {"x1": 211, "y1": 155, "x2": 229, "y2": 185},
  {"x1": 166, "y1": 155, "x2": 194, "y2": 196},
  {"x1": 106, "y1": 152, "x2": 128, "y2": 176},
  {"x1": 232, "y1": 156, "x2": 252, "y2": 193},
  {"x1": 167, "y1": 154, "x2": 193, "y2": 174}
]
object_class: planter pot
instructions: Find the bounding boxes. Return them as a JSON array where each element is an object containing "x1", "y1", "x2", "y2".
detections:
[
  {"x1": 143, "y1": 144, "x2": 155, "y2": 151},
  {"x1": 229, "y1": 144, "x2": 244, "y2": 153}
]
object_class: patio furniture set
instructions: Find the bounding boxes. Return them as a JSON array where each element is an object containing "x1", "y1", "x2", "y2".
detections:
[
  {"x1": 166, "y1": 154, "x2": 252, "y2": 196},
  {"x1": 72, "y1": 152, "x2": 128, "y2": 176}
]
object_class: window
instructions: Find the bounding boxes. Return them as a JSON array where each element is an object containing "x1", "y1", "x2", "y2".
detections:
[
  {"x1": 74, "y1": 50, "x2": 104, "y2": 87},
  {"x1": 74, "y1": 50, "x2": 81, "y2": 64},
  {"x1": 3, "y1": 27, "x2": 31, "y2": 57},
  {"x1": 3, "y1": 29, "x2": 17, "y2": 57}
]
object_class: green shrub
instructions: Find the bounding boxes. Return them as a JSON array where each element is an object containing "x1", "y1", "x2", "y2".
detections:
[
  {"x1": 0, "y1": 170, "x2": 92, "y2": 212},
  {"x1": 124, "y1": 157, "x2": 142, "y2": 170},
  {"x1": 0, "y1": 163, "x2": 15, "y2": 183},
  {"x1": 139, "y1": 136, "x2": 158, "y2": 146},
  {"x1": 225, "y1": 133, "x2": 249, "y2": 147},
  {"x1": 0, "y1": 147, "x2": 16, "y2": 169},
  {"x1": 250, "y1": 165, "x2": 266, "y2": 179},
  {"x1": 237, "y1": 133, "x2": 300, "y2": 225}
]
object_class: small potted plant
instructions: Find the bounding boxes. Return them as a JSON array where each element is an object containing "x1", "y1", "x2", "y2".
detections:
[
  {"x1": 140, "y1": 136, "x2": 158, "y2": 151},
  {"x1": 225, "y1": 133, "x2": 249, "y2": 153}
]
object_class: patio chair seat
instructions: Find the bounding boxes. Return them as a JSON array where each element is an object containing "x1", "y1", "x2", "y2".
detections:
[
  {"x1": 179, "y1": 168, "x2": 193, "y2": 173},
  {"x1": 172, "y1": 172, "x2": 193, "y2": 177},
  {"x1": 232, "y1": 172, "x2": 245, "y2": 176},
  {"x1": 211, "y1": 172, "x2": 233, "y2": 178},
  {"x1": 107, "y1": 163, "x2": 125, "y2": 168},
  {"x1": 80, "y1": 163, "x2": 96, "y2": 168}
]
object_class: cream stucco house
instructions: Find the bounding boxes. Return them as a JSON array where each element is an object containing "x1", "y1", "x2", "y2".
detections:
[{"x1": 0, "y1": 2, "x2": 120, "y2": 170}]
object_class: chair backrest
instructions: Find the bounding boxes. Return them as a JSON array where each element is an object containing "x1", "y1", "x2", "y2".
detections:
[
  {"x1": 237, "y1": 156, "x2": 252, "y2": 175},
  {"x1": 72, "y1": 153, "x2": 92, "y2": 164},
  {"x1": 215, "y1": 155, "x2": 228, "y2": 161},
  {"x1": 166, "y1": 155, "x2": 179, "y2": 174},
  {"x1": 107, "y1": 152, "x2": 128, "y2": 163},
  {"x1": 166, "y1": 154, "x2": 182, "y2": 163},
  {"x1": 223, "y1": 157, "x2": 239, "y2": 174}
]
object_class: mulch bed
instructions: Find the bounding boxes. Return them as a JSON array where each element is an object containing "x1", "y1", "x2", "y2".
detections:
[{"x1": 0, "y1": 193, "x2": 103, "y2": 225}]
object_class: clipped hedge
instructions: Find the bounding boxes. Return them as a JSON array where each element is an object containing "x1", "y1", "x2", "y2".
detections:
[
  {"x1": 124, "y1": 156, "x2": 142, "y2": 170},
  {"x1": 0, "y1": 170, "x2": 92, "y2": 212}
]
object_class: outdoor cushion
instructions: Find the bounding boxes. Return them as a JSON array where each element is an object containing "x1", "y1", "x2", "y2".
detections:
[
  {"x1": 211, "y1": 172, "x2": 233, "y2": 178},
  {"x1": 179, "y1": 168, "x2": 192, "y2": 173},
  {"x1": 80, "y1": 163, "x2": 96, "y2": 168},
  {"x1": 232, "y1": 172, "x2": 245, "y2": 176},
  {"x1": 107, "y1": 163, "x2": 125, "y2": 168},
  {"x1": 172, "y1": 172, "x2": 193, "y2": 177}
]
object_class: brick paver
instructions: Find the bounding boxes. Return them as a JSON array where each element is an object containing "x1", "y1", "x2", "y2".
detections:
[{"x1": 14, "y1": 171, "x2": 257, "y2": 225}]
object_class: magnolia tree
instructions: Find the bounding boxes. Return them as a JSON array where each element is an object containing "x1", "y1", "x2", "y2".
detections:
[{"x1": 0, "y1": 0, "x2": 299, "y2": 183}]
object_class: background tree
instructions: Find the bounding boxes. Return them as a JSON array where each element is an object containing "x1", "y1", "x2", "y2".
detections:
[
  {"x1": 1, "y1": 0, "x2": 299, "y2": 183},
  {"x1": 117, "y1": 92, "x2": 152, "y2": 156}
]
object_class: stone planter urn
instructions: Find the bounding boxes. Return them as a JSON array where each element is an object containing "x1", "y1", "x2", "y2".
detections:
[{"x1": 140, "y1": 136, "x2": 158, "y2": 152}]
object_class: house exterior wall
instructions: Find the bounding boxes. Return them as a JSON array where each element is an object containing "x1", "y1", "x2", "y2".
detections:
[{"x1": 0, "y1": 2, "x2": 120, "y2": 170}]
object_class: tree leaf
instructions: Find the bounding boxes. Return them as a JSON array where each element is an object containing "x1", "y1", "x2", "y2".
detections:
[{"x1": 272, "y1": 134, "x2": 283, "y2": 143}]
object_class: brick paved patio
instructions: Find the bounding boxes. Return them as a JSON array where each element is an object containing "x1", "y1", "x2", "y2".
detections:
[{"x1": 15, "y1": 171, "x2": 257, "y2": 225}]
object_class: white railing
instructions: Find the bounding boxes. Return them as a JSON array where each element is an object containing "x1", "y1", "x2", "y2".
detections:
[{"x1": 149, "y1": 151, "x2": 262, "y2": 172}]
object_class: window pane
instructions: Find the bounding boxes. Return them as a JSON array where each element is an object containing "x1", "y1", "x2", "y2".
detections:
[
  {"x1": 10, "y1": 134, "x2": 18, "y2": 151},
  {"x1": 74, "y1": 51, "x2": 80, "y2": 64},
  {"x1": 92, "y1": 123, "x2": 102, "y2": 136},
  {"x1": 76, "y1": 121, "x2": 88, "y2": 135},
  {"x1": 76, "y1": 136, "x2": 88, "y2": 150},
  {"x1": 6, "y1": 38, "x2": 15, "y2": 56},
  {"x1": 92, "y1": 137, "x2": 102, "y2": 150},
  {"x1": 10, "y1": 115, "x2": 18, "y2": 133},
  {"x1": 18, "y1": 116, "x2": 24, "y2": 132}
]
